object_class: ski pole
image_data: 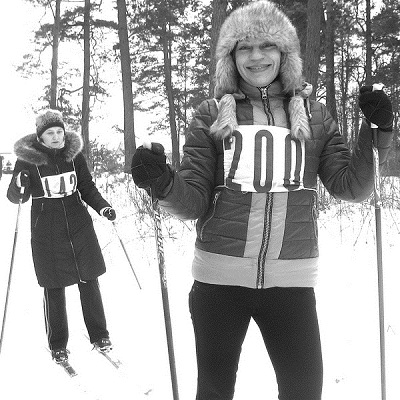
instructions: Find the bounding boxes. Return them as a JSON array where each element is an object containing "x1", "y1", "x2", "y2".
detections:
[
  {"x1": 111, "y1": 221, "x2": 142, "y2": 289},
  {"x1": 0, "y1": 186, "x2": 25, "y2": 357},
  {"x1": 370, "y1": 83, "x2": 386, "y2": 400},
  {"x1": 141, "y1": 140, "x2": 179, "y2": 400},
  {"x1": 149, "y1": 192, "x2": 179, "y2": 400}
]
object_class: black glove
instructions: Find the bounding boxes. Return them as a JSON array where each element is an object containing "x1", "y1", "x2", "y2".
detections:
[
  {"x1": 359, "y1": 86, "x2": 393, "y2": 131},
  {"x1": 131, "y1": 142, "x2": 172, "y2": 198},
  {"x1": 17, "y1": 170, "x2": 30, "y2": 188},
  {"x1": 102, "y1": 207, "x2": 116, "y2": 221}
]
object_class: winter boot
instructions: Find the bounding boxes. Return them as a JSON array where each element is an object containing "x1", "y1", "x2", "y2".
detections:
[
  {"x1": 51, "y1": 348, "x2": 69, "y2": 363},
  {"x1": 93, "y1": 338, "x2": 112, "y2": 353}
]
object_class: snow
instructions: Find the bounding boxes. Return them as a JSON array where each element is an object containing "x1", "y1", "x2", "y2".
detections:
[{"x1": 1, "y1": 172, "x2": 400, "y2": 399}]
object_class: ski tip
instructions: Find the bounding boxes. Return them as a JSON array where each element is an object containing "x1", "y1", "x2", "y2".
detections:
[{"x1": 58, "y1": 360, "x2": 77, "y2": 377}]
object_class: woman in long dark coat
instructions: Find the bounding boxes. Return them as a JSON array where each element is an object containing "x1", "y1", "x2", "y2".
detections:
[{"x1": 7, "y1": 109, "x2": 116, "y2": 363}]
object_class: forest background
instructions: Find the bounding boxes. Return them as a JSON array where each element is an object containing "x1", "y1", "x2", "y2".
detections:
[
  {"x1": 0, "y1": 2, "x2": 400, "y2": 398},
  {"x1": 1, "y1": 0, "x2": 400, "y2": 205}
]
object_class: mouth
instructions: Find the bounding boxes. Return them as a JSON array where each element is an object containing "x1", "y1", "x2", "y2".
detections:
[{"x1": 247, "y1": 64, "x2": 272, "y2": 72}]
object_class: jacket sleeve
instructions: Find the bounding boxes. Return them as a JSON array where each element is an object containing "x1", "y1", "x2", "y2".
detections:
[
  {"x1": 317, "y1": 104, "x2": 393, "y2": 202},
  {"x1": 75, "y1": 153, "x2": 111, "y2": 213},
  {"x1": 6, "y1": 159, "x2": 33, "y2": 204},
  {"x1": 159, "y1": 99, "x2": 219, "y2": 221}
]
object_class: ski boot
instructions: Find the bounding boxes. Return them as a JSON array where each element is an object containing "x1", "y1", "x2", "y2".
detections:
[
  {"x1": 93, "y1": 338, "x2": 113, "y2": 353},
  {"x1": 51, "y1": 348, "x2": 69, "y2": 364}
]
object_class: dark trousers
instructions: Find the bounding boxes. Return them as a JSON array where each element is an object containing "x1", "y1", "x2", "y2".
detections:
[
  {"x1": 189, "y1": 281, "x2": 323, "y2": 400},
  {"x1": 43, "y1": 279, "x2": 109, "y2": 350}
]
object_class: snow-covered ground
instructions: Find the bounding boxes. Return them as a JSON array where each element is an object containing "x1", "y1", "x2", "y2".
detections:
[{"x1": 1, "y1": 172, "x2": 399, "y2": 399}]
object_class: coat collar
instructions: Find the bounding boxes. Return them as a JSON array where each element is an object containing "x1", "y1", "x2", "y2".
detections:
[{"x1": 14, "y1": 131, "x2": 83, "y2": 166}]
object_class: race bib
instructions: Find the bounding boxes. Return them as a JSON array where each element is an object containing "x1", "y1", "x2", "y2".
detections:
[
  {"x1": 40, "y1": 171, "x2": 78, "y2": 198},
  {"x1": 223, "y1": 125, "x2": 306, "y2": 192}
]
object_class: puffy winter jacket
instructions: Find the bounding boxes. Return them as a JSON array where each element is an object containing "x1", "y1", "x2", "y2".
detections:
[
  {"x1": 160, "y1": 83, "x2": 393, "y2": 289},
  {"x1": 7, "y1": 132, "x2": 110, "y2": 288}
]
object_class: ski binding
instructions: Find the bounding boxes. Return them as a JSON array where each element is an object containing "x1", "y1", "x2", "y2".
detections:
[{"x1": 93, "y1": 346, "x2": 122, "y2": 369}]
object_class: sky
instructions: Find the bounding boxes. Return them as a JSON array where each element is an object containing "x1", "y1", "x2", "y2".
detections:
[
  {"x1": 0, "y1": 0, "x2": 149, "y2": 157},
  {"x1": 0, "y1": 0, "x2": 43, "y2": 153}
]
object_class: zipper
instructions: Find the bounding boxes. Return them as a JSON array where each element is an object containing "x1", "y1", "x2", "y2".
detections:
[
  {"x1": 311, "y1": 193, "x2": 318, "y2": 238},
  {"x1": 258, "y1": 84, "x2": 275, "y2": 125},
  {"x1": 199, "y1": 191, "x2": 221, "y2": 240},
  {"x1": 34, "y1": 202, "x2": 44, "y2": 228},
  {"x1": 256, "y1": 193, "x2": 273, "y2": 289},
  {"x1": 61, "y1": 199, "x2": 85, "y2": 283}
]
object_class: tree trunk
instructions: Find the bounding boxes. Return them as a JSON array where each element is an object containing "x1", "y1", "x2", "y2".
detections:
[
  {"x1": 162, "y1": 22, "x2": 180, "y2": 170},
  {"x1": 209, "y1": 0, "x2": 228, "y2": 97},
  {"x1": 339, "y1": 43, "x2": 350, "y2": 144},
  {"x1": 81, "y1": 0, "x2": 91, "y2": 164},
  {"x1": 303, "y1": 0, "x2": 323, "y2": 100},
  {"x1": 50, "y1": 0, "x2": 61, "y2": 109},
  {"x1": 325, "y1": 0, "x2": 337, "y2": 121},
  {"x1": 117, "y1": 0, "x2": 136, "y2": 172},
  {"x1": 365, "y1": 0, "x2": 373, "y2": 85}
]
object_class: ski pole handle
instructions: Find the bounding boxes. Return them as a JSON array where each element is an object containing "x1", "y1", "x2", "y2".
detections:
[{"x1": 370, "y1": 83, "x2": 384, "y2": 130}]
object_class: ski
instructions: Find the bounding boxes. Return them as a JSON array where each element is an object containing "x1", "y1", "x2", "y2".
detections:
[
  {"x1": 46, "y1": 347, "x2": 77, "y2": 377},
  {"x1": 83, "y1": 334, "x2": 122, "y2": 369},
  {"x1": 93, "y1": 346, "x2": 122, "y2": 369},
  {"x1": 56, "y1": 359, "x2": 77, "y2": 377}
]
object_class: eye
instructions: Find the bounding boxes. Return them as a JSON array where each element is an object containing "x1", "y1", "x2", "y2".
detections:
[
  {"x1": 261, "y1": 43, "x2": 277, "y2": 50},
  {"x1": 236, "y1": 43, "x2": 251, "y2": 51}
]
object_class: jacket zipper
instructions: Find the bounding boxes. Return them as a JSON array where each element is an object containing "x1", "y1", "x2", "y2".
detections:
[
  {"x1": 34, "y1": 202, "x2": 44, "y2": 228},
  {"x1": 256, "y1": 192, "x2": 273, "y2": 289},
  {"x1": 56, "y1": 155, "x2": 86, "y2": 285},
  {"x1": 61, "y1": 199, "x2": 85, "y2": 283},
  {"x1": 258, "y1": 84, "x2": 275, "y2": 125},
  {"x1": 199, "y1": 191, "x2": 221, "y2": 240}
]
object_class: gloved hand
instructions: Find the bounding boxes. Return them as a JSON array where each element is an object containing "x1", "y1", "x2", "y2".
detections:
[
  {"x1": 131, "y1": 142, "x2": 172, "y2": 198},
  {"x1": 101, "y1": 207, "x2": 116, "y2": 221},
  {"x1": 16, "y1": 170, "x2": 30, "y2": 189},
  {"x1": 359, "y1": 86, "x2": 393, "y2": 131}
]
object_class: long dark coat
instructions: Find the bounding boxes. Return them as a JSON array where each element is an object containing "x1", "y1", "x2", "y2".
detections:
[{"x1": 7, "y1": 132, "x2": 110, "y2": 288}]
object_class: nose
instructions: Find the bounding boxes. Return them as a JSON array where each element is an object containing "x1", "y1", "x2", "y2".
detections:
[{"x1": 250, "y1": 47, "x2": 264, "y2": 60}]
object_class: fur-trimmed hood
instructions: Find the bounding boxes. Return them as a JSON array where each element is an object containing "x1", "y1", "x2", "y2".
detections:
[{"x1": 14, "y1": 131, "x2": 83, "y2": 166}]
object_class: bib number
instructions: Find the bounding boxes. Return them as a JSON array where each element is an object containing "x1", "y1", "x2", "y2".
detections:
[
  {"x1": 223, "y1": 125, "x2": 305, "y2": 192},
  {"x1": 41, "y1": 171, "x2": 78, "y2": 198}
]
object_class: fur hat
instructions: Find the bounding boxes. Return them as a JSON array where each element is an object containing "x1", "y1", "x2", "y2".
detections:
[
  {"x1": 36, "y1": 109, "x2": 65, "y2": 138},
  {"x1": 211, "y1": 0, "x2": 311, "y2": 141}
]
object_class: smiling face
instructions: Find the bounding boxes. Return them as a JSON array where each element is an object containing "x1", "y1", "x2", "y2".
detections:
[
  {"x1": 40, "y1": 126, "x2": 65, "y2": 149},
  {"x1": 234, "y1": 38, "x2": 281, "y2": 88}
]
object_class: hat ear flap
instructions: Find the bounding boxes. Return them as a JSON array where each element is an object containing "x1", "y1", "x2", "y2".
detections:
[
  {"x1": 280, "y1": 52, "x2": 303, "y2": 94},
  {"x1": 214, "y1": 56, "x2": 239, "y2": 99}
]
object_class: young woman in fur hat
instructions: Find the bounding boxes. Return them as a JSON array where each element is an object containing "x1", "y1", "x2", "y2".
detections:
[
  {"x1": 7, "y1": 109, "x2": 116, "y2": 364},
  {"x1": 131, "y1": 1, "x2": 394, "y2": 398}
]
